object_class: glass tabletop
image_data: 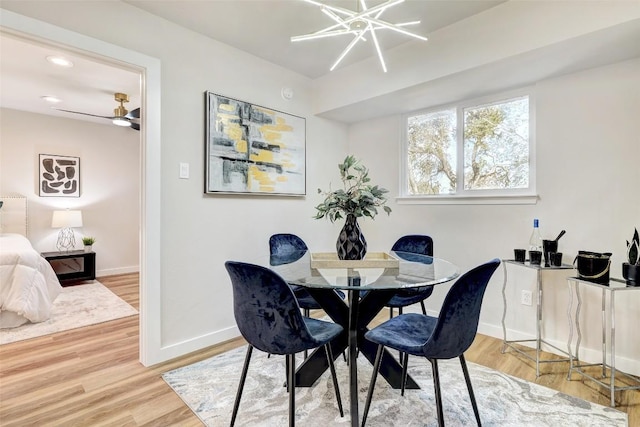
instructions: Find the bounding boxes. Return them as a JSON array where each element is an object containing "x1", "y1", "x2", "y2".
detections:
[{"x1": 268, "y1": 250, "x2": 460, "y2": 291}]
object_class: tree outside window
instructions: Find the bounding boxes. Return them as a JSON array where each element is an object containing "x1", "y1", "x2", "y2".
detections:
[{"x1": 406, "y1": 95, "x2": 531, "y2": 196}]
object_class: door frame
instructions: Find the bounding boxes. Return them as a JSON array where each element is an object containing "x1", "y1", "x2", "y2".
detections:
[{"x1": 1, "y1": 9, "x2": 162, "y2": 366}]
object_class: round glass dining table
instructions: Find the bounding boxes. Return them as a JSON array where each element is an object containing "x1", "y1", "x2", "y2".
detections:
[{"x1": 267, "y1": 250, "x2": 459, "y2": 427}]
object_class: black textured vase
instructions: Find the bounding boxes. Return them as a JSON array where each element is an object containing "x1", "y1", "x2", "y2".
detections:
[{"x1": 336, "y1": 214, "x2": 367, "y2": 260}]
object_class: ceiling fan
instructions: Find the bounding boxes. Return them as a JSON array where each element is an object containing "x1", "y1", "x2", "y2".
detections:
[{"x1": 56, "y1": 92, "x2": 140, "y2": 131}]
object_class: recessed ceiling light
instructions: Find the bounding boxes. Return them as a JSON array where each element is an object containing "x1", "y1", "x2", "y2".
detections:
[
  {"x1": 46, "y1": 55, "x2": 74, "y2": 67},
  {"x1": 41, "y1": 95, "x2": 62, "y2": 103}
]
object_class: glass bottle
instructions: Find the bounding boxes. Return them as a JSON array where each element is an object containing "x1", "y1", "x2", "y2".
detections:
[{"x1": 529, "y1": 218, "x2": 542, "y2": 252}]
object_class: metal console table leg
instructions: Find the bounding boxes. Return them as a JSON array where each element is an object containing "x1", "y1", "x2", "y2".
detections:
[
  {"x1": 566, "y1": 277, "x2": 640, "y2": 407},
  {"x1": 501, "y1": 260, "x2": 572, "y2": 377}
]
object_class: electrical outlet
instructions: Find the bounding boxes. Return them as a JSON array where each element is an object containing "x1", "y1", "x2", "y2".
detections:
[{"x1": 521, "y1": 290, "x2": 532, "y2": 306}]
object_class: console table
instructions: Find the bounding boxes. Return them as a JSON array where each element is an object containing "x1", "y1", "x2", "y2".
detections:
[
  {"x1": 41, "y1": 250, "x2": 96, "y2": 284},
  {"x1": 501, "y1": 259, "x2": 574, "y2": 376},
  {"x1": 566, "y1": 276, "x2": 640, "y2": 407}
]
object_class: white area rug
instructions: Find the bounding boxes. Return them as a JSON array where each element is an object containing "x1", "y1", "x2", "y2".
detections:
[
  {"x1": 163, "y1": 346, "x2": 627, "y2": 427},
  {"x1": 0, "y1": 281, "x2": 138, "y2": 345}
]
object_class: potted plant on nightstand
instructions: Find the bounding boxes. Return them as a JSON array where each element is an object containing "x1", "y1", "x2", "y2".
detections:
[
  {"x1": 623, "y1": 228, "x2": 639, "y2": 285},
  {"x1": 82, "y1": 236, "x2": 96, "y2": 253},
  {"x1": 314, "y1": 155, "x2": 391, "y2": 260}
]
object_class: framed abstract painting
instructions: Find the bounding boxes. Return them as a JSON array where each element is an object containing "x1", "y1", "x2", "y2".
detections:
[
  {"x1": 39, "y1": 154, "x2": 80, "y2": 197},
  {"x1": 204, "y1": 91, "x2": 306, "y2": 196}
]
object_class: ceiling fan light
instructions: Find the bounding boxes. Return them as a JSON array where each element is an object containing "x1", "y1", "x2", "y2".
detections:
[{"x1": 112, "y1": 117, "x2": 131, "y2": 127}]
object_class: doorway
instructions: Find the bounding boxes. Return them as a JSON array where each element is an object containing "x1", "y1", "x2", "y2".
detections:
[{"x1": 1, "y1": 10, "x2": 162, "y2": 366}]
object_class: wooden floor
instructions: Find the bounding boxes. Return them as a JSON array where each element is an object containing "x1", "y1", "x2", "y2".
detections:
[{"x1": 1, "y1": 273, "x2": 637, "y2": 426}]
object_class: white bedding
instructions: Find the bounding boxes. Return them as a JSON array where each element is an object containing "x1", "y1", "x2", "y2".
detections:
[{"x1": 0, "y1": 233, "x2": 62, "y2": 328}]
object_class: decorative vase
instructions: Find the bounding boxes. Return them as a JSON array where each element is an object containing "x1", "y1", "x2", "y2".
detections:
[
  {"x1": 336, "y1": 214, "x2": 367, "y2": 260},
  {"x1": 84, "y1": 245, "x2": 92, "y2": 253},
  {"x1": 622, "y1": 262, "x2": 639, "y2": 285}
]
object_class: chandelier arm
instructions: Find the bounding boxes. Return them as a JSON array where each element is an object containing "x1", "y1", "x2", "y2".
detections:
[
  {"x1": 322, "y1": 8, "x2": 349, "y2": 29},
  {"x1": 366, "y1": 17, "x2": 428, "y2": 40},
  {"x1": 330, "y1": 31, "x2": 366, "y2": 71},
  {"x1": 303, "y1": 0, "x2": 355, "y2": 17},
  {"x1": 368, "y1": 25, "x2": 388, "y2": 73},
  {"x1": 302, "y1": 0, "x2": 404, "y2": 35},
  {"x1": 291, "y1": 29, "x2": 362, "y2": 42}
]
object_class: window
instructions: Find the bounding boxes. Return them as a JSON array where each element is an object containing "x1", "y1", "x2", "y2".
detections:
[{"x1": 402, "y1": 90, "x2": 535, "y2": 203}]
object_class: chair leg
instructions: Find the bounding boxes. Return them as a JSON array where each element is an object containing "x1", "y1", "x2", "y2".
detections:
[
  {"x1": 362, "y1": 344, "x2": 384, "y2": 427},
  {"x1": 460, "y1": 354, "x2": 481, "y2": 426},
  {"x1": 420, "y1": 300, "x2": 427, "y2": 315},
  {"x1": 230, "y1": 345, "x2": 253, "y2": 427},
  {"x1": 325, "y1": 344, "x2": 344, "y2": 417},
  {"x1": 303, "y1": 309, "x2": 310, "y2": 359},
  {"x1": 400, "y1": 352, "x2": 409, "y2": 396},
  {"x1": 285, "y1": 356, "x2": 290, "y2": 390},
  {"x1": 389, "y1": 307, "x2": 394, "y2": 319},
  {"x1": 430, "y1": 359, "x2": 445, "y2": 427},
  {"x1": 287, "y1": 353, "x2": 296, "y2": 427}
]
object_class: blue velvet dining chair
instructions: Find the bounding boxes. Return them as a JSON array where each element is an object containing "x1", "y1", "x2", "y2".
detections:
[
  {"x1": 361, "y1": 259, "x2": 501, "y2": 427},
  {"x1": 386, "y1": 235, "x2": 435, "y2": 318},
  {"x1": 225, "y1": 261, "x2": 344, "y2": 427},
  {"x1": 269, "y1": 233, "x2": 346, "y2": 318}
]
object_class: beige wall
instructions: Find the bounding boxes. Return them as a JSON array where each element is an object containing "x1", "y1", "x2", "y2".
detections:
[{"x1": 0, "y1": 108, "x2": 140, "y2": 276}]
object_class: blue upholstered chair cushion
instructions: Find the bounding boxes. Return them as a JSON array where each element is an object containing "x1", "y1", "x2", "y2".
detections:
[
  {"x1": 226, "y1": 261, "x2": 343, "y2": 355},
  {"x1": 366, "y1": 259, "x2": 501, "y2": 359}
]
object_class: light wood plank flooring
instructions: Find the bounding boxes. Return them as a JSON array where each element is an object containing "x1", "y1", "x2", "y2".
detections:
[{"x1": 1, "y1": 273, "x2": 637, "y2": 426}]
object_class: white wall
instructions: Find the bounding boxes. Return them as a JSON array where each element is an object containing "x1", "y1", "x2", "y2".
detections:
[
  {"x1": 0, "y1": 2, "x2": 349, "y2": 362},
  {"x1": 348, "y1": 58, "x2": 640, "y2": 375},
  {"x1": 2, "y1": 2, "x2": 638, "y2": 376},
  {"x1": 0, "y1": 108, "x2": 140, "y2": 276}
]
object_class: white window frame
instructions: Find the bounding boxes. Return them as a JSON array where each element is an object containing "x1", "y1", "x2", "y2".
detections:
[{"x1": 399, "y1": 87, "x2": 537, "y2": 205}]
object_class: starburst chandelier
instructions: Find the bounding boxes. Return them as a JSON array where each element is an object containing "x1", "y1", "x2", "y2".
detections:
[{"x1": 291, "y1": 0, "x2": 427, "y2": 72}]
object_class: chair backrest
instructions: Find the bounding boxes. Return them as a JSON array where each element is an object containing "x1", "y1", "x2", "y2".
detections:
[
  {"x1": 225, "y1": 261, "x2": 317, "y2": 355},
  {"x1": 421, "y1": 259, "x2": 501, "y2": 359},
  {"x1": 269, "y1": 233, "x2": 309, "y2": 266},
  {"x1": 391, "y1": 235, "x2": 434, "y2": 257}
]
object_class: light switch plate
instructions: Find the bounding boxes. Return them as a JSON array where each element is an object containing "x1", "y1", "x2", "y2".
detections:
[{"x1": 179, "y1": 162, "x2": 189, "y2": 179}]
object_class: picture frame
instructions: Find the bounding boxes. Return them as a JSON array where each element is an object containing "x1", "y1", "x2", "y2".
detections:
[
  {"x1": 204, "y1": 91, "x2": 306, "y2": 196},
  {"x1": 39, "y1": 154, "x2": 80, "y2": 197}
]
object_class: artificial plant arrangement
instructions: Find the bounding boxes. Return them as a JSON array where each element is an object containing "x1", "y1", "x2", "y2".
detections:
[
  {"x1": 82, "y1": 236, "x2": 96, "y2": 246},
  {"x1": 623, "y1": 228, "x2": 639, "y2": 284},
  {"x1": 314, "y1": 155, "x2": 391, "y2": 222},
  {"x1": 314, "y1": 155, "x2": 391, "y2": 260}
]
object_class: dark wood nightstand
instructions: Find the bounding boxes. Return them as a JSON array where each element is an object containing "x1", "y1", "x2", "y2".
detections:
[{"x1": 41, "y1": 250, "x2": 96, "y2": 285}]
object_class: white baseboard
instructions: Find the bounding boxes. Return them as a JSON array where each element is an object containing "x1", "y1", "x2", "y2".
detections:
[
  {"x1": 152, "y1": 325, "x2": 241, "y2": 366},
  {"x1": 96, "y1": 265, "x2": 139, "y2": 277},
  {"x1": 478, "y1": 321, "x2": 640, "y2": 377}
]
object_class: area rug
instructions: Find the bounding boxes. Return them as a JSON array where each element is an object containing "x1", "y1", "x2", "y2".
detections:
[
  {"x1": 162, "y1": 346, "x2": 626, "y2": 427},
  {"x1": 0, "y1": 281, "x2": 138, "y2": 345}
]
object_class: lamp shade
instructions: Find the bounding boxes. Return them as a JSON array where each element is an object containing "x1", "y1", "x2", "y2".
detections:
[{"x1": 51, "y1": 210, "x2": 83, "y2": 228}]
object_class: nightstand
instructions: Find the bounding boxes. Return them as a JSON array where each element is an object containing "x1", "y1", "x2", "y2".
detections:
[{"x1": 41, "y1": 250, "x2": 96, "y2": 285}]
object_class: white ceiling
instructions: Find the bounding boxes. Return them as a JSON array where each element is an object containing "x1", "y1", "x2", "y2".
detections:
[
  {"x1": 1, "y1": 1, "x2": 639, "y2": 126},
  {"x1": 0, "y1": 32, "x2": 141, "y2": 128},
  {"x1": 124, "y1": 0, "x2": 504, "y2": 79}
]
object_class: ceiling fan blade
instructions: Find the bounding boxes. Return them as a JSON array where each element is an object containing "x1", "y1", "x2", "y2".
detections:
[
  {"x1": 126, "y1": 107, "x2": 140, "y2": 119},
  {"x1": 130, "y1": 122, "x2": 140, "y2": 131},
  {"x1": 55, "y1": 108, "x2": 114, "y2": 120}
]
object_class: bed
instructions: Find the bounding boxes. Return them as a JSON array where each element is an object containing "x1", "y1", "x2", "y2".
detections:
[{"x1": 0, "y1": 197, "x2": 62, "y2": 329}]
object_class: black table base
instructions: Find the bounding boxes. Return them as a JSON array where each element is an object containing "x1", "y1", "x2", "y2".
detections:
[{"x1": 294, "y1": 285, "x2": 420, "y2": 426}]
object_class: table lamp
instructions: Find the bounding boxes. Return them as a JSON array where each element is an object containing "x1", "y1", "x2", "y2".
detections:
[{"x1": 51, "y1": 209, "x2": 83, "y2": 251}]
